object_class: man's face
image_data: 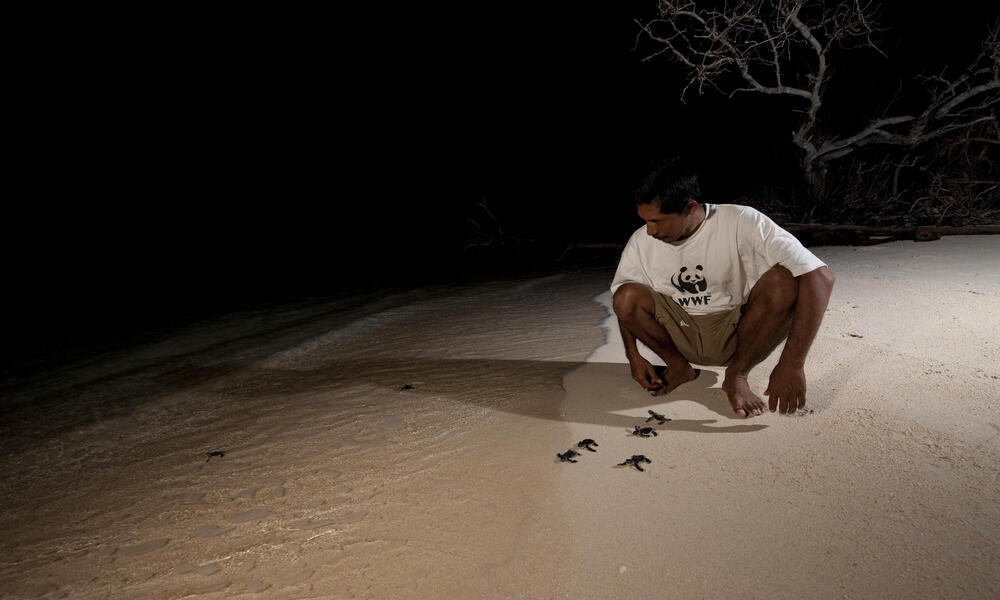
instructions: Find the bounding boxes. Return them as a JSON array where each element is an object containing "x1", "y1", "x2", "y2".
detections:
[{"x1": 637, "y1": 200, "x2": 699, "y2": 244}]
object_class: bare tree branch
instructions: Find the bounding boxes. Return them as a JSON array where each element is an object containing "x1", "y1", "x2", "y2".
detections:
[{"x1": 637, "y1": 1, "x2": 1000, "y2": 200}]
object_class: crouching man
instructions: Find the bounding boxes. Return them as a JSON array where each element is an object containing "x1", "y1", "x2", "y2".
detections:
[{"x1": 612, "y1": 162, "x2": 835, "y2": 417}]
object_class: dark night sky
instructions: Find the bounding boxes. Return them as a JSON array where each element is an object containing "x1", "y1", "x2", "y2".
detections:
[{"x1": 5, "y1": 2, "x2": 997, "y2": 364}]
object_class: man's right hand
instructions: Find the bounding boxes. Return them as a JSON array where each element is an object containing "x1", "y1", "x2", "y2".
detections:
[{"x1": 629, "y1": 356, "x2": 664, "y2": 392}]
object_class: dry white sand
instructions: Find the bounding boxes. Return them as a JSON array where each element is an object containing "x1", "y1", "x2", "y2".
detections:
[{"x1": 1, "y1": 235, "x2": 998, "y2": 599}]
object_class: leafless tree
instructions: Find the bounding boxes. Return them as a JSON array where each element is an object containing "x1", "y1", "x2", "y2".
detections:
[
  {"x1": 463, "y1": 198, "x2": 506, "y2": 251},
  {"x1": 637, "y1": 1, "x2": 999, "y2": 203}
]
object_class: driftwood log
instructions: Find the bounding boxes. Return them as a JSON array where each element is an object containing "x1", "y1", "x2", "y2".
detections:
[
  {"x1": 781, "y1": 224, "x2": 1000, "y2": 245},
  {"x1": 557, "y1": 225, "x2": 1000, "y2": 261}
]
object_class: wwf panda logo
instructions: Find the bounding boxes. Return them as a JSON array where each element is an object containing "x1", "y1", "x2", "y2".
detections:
[{"x1": 671, "y1": 265, "x2": 707, "y2": 294}]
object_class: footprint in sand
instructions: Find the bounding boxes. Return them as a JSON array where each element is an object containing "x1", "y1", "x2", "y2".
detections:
[
  {"x1": 167, "y1": 491, "x2": 206, "y2": 503},
  {"x1": 30, "y1": 582, "x2": 64, "y2": 598},
  {"x1": 180, "y1": 579, "x2": 231, "y2": 595},
  {"x1": 291, "y1": 517, "x2": 341, "y2": 530},
  {"x1": 381, "y1": 414, "x2": 406, "y2": 428},
  {"x1": 351, "y1": 432, "x2": 387, "y2": 449},
  {"x1": 292, "y1": 510, "x2": 368, "y2": 531},
  {"x1": 176, "y1": 563, "x2": 222, "y2": 576},
  {"x1": 238, "y1": 581, "x2": 271, "y2": 593},
  {"x1": 233, "y1": 475, "x2": 286, "y2": 500},
  {"x1": 194, "y1": 524, "x2": 234, "y2": 537},
  {"x1": 408, "y1": 568, "x2": 430, "y2": 591},
  {"x1": 229, "y1": 508, "x2": 274, "y2": 523},
  {"x1": 234, "y1": 487, "x2": 257, "y2": 500},
  {"x1": 90, "y1": 546, "x2": 117, "y2": 558},
  {"x1": 273, "y1": 568, "x2": 315, "y2": 590},
  {"x1": 118, "y1": 538, "x2": 169, "y2": 557},
  {"x1": 332, "y1": 510, "x2": 368, "y2": 524}
]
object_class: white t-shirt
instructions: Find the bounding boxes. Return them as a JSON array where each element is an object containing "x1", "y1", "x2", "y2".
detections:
[{"x1": 610, "y1": 204, "x2": 827, "y2": 315}]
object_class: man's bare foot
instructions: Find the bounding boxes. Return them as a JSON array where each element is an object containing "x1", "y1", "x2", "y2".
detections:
[
  {"x1": 649, "y1": 364, "x2": 700, "y2": 396},
  {"x1": 722, "y1": 373, "x2": 766, "y2": 418}
]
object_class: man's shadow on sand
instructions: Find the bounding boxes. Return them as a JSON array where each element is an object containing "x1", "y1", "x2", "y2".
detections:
[
  {"x1": 560, "y1": 361, "x2": 767, "y2": 434},
  {"x1": 205, "y1": 357, "x2": 766, "y2": 435}
]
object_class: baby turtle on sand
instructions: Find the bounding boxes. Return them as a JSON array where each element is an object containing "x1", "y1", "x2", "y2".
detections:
[
  {"x1": 618, "y1": 455, "x2": 652, "y2": 471},
  {"x1": 205, "y1": 451, "x2": 226, "y2": 462},
  {"x1": 646, "y1": 410, "x2": 672, "y2": 424},
  {"x1": 557, "y1": 449, "x2": 581, "y2": 463},
  {"x1": 577, "y1": 439, "x2": 599, "y2": 452},
  {"x1": 630, "y1": 425, "x2": 658, "y2": 437}
]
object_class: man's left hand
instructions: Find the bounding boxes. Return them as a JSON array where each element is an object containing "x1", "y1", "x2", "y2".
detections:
[{"x1": 765, "y1": 360, "x2": 806, "y2": 414}]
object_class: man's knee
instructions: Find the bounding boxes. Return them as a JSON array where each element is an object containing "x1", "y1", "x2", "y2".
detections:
[
  {"x1": 613, "y1": 283, "x2": 653, "y2": 318},
  {"x1": 750, "y1": 266, "x2": 798, "y2": 312}
]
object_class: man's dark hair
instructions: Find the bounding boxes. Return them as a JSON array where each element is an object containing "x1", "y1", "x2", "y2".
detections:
[{"x1": 633, "y1": 157, "x2": 701, "y2": 214}]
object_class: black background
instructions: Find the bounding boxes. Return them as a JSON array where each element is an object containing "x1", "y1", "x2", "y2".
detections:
[{"x1": 4, "y1": 2, "x2": 997, "y2": 365}]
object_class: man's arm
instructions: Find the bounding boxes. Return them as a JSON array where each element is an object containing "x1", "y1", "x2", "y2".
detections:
[
  {"x1": 617, "y1": 317, "x2": 664, "y2": 390},
  {"x1": 618, "y1": 317, "x2": 641, "y2": 361},
  {"x1": 766, "y1": 266, "x2": 836, "y2": 413}
]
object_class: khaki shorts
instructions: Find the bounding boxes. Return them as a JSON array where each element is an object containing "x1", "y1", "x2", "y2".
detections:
[{"x1": 650, "y1": 289, "x2": 745, "y2": 366}]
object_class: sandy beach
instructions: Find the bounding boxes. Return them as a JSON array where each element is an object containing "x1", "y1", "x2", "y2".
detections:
[{"x1": 1, "y1": 235, "x2": 998, "y2": 599}]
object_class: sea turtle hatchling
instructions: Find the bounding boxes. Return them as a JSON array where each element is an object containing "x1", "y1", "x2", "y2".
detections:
[
  {"x1": 646, "y1": 410, "x2": 672, "y2": 424},
  {"x1": 576, "y1": 439, "x2": 599, "y2": 452},
  {"x1": 557, "y1": 449, "x2": 581, "y2": 463},
  {"x1": 618, "y1": 455, "x2": 652, "y2": 471},
  {"x1": 630, "y1": 425, "x2": 658, "y2": 437}
]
